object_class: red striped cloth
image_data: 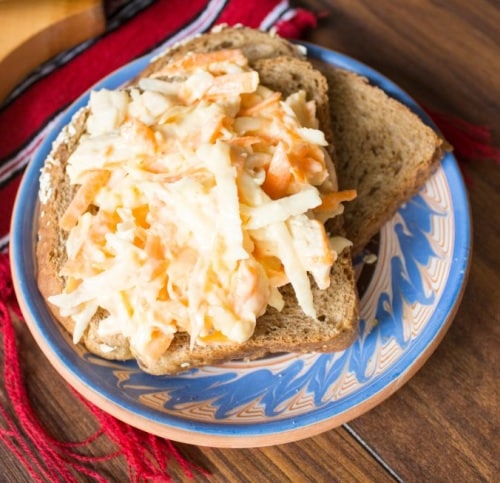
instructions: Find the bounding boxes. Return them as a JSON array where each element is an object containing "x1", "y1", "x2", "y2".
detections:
[{"x1": 0, "y1": 1, "x2": 317, "y2": 481}]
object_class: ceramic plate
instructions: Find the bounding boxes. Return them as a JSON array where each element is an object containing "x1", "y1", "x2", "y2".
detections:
[{"x1": 11, "y1": 44, "x2": 471, "y2": 448}]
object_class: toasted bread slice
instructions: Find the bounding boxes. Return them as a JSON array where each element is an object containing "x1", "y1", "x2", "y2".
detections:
[
  {"x1": 314, "y1": 64, "x2": 449, "y2": 254},
  {"x1": 37, "y1": 38, "x2": 359, "y2": 374}
]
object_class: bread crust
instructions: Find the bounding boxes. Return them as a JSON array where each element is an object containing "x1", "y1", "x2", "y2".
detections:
[
  {"x1": 37, "y1": 27, "x2": 360, "y2": 374},
  {"x1": 314, "y1": 65, "x2": 449, "y2": 254},
  {"x1": 37, "y1": 109, "x2": 84, "y2": 337}
]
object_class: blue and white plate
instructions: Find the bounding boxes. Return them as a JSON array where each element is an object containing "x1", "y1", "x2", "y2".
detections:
[{"x1": 10, "y1": 44, "x2": 471, "y2": 447}]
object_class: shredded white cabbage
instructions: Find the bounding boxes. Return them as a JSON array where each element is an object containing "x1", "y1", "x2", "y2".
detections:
[{"x1": 48, "y1": 49, "x2": 353, "y2": 362}]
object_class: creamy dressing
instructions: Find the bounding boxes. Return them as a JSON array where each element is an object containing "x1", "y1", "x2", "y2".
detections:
[{"x1": 46, "y1": 49, "x2": 353, "y2": 362}]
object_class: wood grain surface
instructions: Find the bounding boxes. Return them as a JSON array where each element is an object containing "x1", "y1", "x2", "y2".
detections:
[{"x1": 1, "y1": 0, "x2": 499, "y2": 481}]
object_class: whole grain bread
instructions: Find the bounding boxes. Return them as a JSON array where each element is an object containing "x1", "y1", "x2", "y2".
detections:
[
  {"x1": 314, "y1": 64, "x2": 449, "y2": 254},
  {"x1": 37, "y1": 31, "x2": 359, "y2": 375}
]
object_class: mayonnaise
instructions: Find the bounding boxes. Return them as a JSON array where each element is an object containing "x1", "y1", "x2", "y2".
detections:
[{"x1": 48, "y1": 49, "x2": 354, "y2": 362}]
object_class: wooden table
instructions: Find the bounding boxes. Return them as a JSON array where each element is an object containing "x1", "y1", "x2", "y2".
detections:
[{"x1": 1, "y1": 1, "x2": 498, "y2": 481}]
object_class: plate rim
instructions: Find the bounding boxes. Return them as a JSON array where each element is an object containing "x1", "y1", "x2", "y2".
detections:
[{"x1": 10, "y1": 43, "x2": 472, "y2": 448}]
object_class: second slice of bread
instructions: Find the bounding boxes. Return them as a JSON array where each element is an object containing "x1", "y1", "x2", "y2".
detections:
[{"x1": 315, "y1": 64, "x2": 449, "y2": 253}]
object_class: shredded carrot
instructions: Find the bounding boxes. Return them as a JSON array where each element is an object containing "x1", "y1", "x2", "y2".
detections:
[
  {"x1": 288, "y1": 143, "x2": 327, "y2": 184},
  {"x1": 84, "y1": 210, "x2": 120, "y2": 250},
  {"x1": 60, "y1": 170, "x2": 111, "y2": 231},
  {"x1": 206, "y1": 72, "x2": 259, "y2": 97},
  {"x1": 225, "y1": 136, "x2": 263, "y2": 146},
  {"x1": 239, "y1": 92, "x2": 281, "y2": 116},
  {"x1": 198, "y1": 329, "x2": 230, "y2": 344},
  {"x1": 232, "y1": 260, "x2": 259, "y2": 303},
  {"x1": 255, "y1": 254, "x2": 287, "y2": 287},
  {"x1": 227, "y1": 131, "x2": 278, "y2": 148},
  {"x1": 132, "y1": 205, "x2": 150, "y2": 229},
  {"x1": 65, "y1": 277, "x2": 82, "y2": 293},
  {"x1": 292, "y1": 142, "x2": 325, "y2": 165},
  {"x1": 180, "y1": 114, "x2": 225, "y2": 147},
  {"x1": 261, "y1": 142, "x2": 292, "y2": 199},
  {"x1": 205, "y1": 116, "x2": 225, "y2": 144},
  {"x1": 145, "y1": 233, "x2": 164, "y2": 259},
  {"x1": 122, "y1": 118, "x2": 157, "y2": 150},
  {"x1": 144, "y1": 328, "x2": 173, "y2": 361},
  {"x1": 154, "y1": 49, "x2": 247, "y2": 76},
  {"x1": 315, "y1": 189, "x2": 357, "y2": 213}
]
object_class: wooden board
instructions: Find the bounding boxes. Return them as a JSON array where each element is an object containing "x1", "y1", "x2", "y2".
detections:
[{"x1": 0, "y1": 0, "x2": 105, "y2": 102}]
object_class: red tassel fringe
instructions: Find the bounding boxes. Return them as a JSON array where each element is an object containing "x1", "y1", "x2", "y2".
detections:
[
  {"x1": 426, "y1": 108, "x2": 500, "y2": 165},
  {"x1": 274, "y1": 8, "x2": 318, "y2": 39},
  {"x1": 76, "y1": 393, "x2": 209, "y2": 482},
  {"x1": 0, "y1": 252, "x2": 208, "y2": 482}
]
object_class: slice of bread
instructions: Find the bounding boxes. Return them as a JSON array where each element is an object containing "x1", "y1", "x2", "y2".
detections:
[
  {"x1": 37, "y1": 32, "x2": 360, "y2": 375},
  {"x1": 314, "y1": 64, "x2": 449, "y2": 254}
]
